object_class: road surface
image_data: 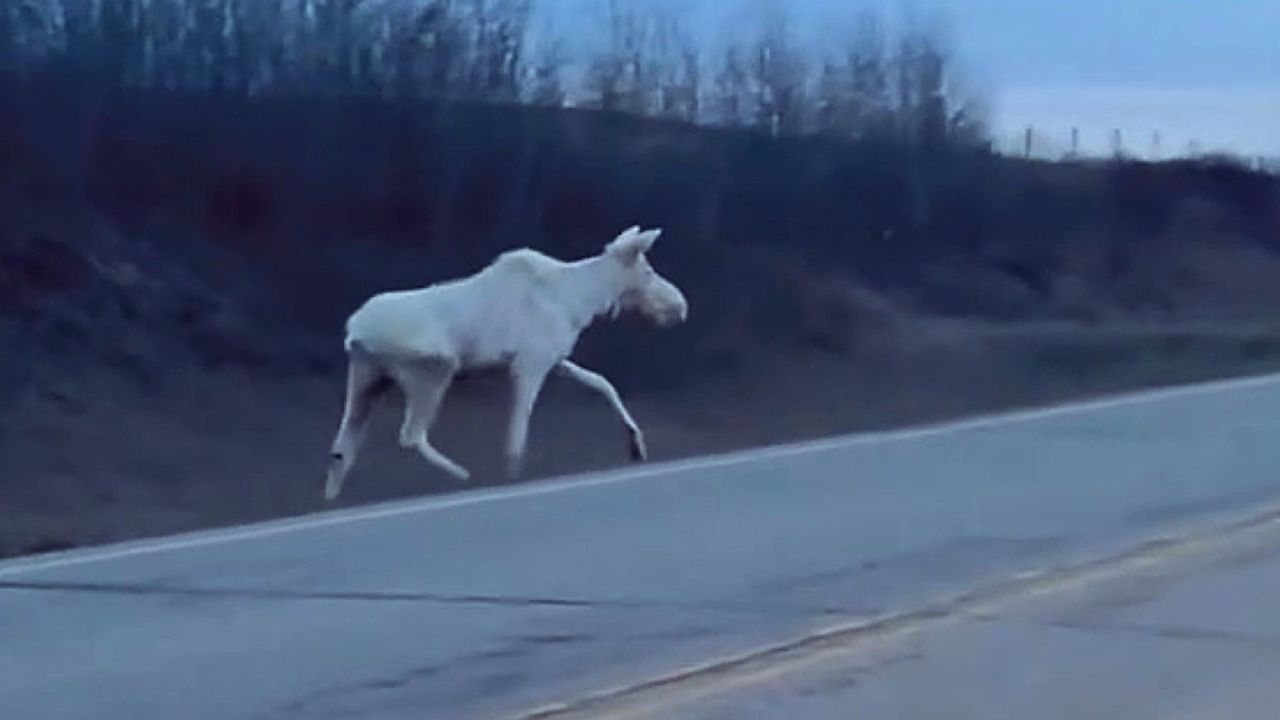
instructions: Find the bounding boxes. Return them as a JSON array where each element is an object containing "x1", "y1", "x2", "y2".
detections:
[
  {"x1": 4, "y1": 373, "x2": 1280, "y2": 720},
  {"x1": 588, "y1": 504, "x2": 1280, "y2": 717},
  {"x1": 538, "y1": 497, "x2": 1280, "y2": 720}
]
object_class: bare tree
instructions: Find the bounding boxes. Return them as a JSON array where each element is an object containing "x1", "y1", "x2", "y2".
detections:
[
  {"x1": 748, "y1": 10, "x2": 806, "y2": 136},
  {"x1": 0, "y1": 0, "x2": 67, "y2": 76},
  {"x1": 810, "y1": 10, "x2": 895, "y2": 141},
  {"x1": 0, "y1": 3, "x2": 13, "y2": 72},
  {"x1": 525, "y1": 31, "x2": 566, "y2": 107},
  {"x1": 233, "y1": 0, "x2": 292, "y2": 94},
  {"x1": 913, "y1": 38, "x2": 948, "y2": 149},
  {"x1": 582, "y1": 0, "x2": 678, "y2": 116},
  {"x1": 846, "y1": 10, "x2": 893, "y2": 140},
  {"x1": 381, "y1": 0, "x2": 470, "y2": 99},
  {"x1": 814, "y1": 59, "x2": 852, "y2": 139},
  {"x1": 712, "y1": 45, "x2": 751, "y2": 128},
  {"x1": 96, "y1": 0, "x2": 149, "y2": 86},
  {"x1": 582, "y1": 0, "x2": 631, "y2": 112},
  {"x1": 653, "y1": 14, "x2": 700, "y2": 122},
  {"x1": 305, "y1": 0, "x2": 375, "y2": 93},
  {"x1": 465, "y1": 0, "x2": 530, "y2": 102}
]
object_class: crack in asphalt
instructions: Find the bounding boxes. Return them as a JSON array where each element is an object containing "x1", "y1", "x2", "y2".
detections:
[
  {"x1": 1046, "y1": 619, "x2": 1280, "y2": 650},
  {"x1": 0, "y1": 578, "x2": 856, "y2": 616}
]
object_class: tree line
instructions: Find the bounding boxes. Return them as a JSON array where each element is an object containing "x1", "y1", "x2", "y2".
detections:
[{"x1": 1, "y1": 0, "x2": 988, "y2": 149}]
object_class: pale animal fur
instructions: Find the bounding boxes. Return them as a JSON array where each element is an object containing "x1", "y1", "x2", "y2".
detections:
[{"x1": 324, "y1": 225, "x2": 688, "y2": 500}]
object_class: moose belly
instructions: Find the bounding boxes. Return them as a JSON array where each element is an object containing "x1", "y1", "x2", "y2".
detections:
[{"x1": 455, "y1": 303, "x2": 573, "y2": 370}]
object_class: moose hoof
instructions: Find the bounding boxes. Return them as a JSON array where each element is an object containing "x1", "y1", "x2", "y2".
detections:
[
  {"x1": 629, "y1": 434, "x2": 648, "y2": 462},
  {"x1": 325, "y1": 454, "x2": 346, "y2": 501},
  {"x1": 324, "y1": 473, "x2": 343, "y2": 502}
]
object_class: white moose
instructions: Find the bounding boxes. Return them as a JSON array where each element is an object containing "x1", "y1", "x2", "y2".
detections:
[{"x1": 324, "y1": 225, "x2": 688, "y2": 501}]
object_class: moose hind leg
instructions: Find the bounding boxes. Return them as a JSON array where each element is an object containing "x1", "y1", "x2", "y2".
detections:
[
  {"x1": 326, "y1": 355, "x2": 388, "y2": 501},
  {"x1": 394, "y1": 359, "x2": 471, "y2": 482},
  {"x1": 505, "y1": 359, "x2": 554, "y2": 481}
]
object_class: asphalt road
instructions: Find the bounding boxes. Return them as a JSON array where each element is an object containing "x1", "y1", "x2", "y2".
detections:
[
  {"x1": 608, "y1": 504, "x2": 1280, "y2": 720},
  {"x1": 4, "y1": 373, "x2": 1280, "y2": 720}
]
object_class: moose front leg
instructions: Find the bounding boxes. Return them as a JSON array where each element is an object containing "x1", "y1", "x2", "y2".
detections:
[
  {"x1": 505, "y1": 359, "x2": 553, "y2": 481},
  {"x1": 555, "y1": 359, "x2": 647, "y2": 462}
]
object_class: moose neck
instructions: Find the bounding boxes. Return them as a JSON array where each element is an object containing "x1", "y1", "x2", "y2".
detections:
[{"x1": 561, "y1": 254, "x2": 627, "y2": 331}]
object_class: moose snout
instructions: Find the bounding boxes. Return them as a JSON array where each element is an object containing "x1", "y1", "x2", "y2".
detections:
[
  {"x1": 662, "y1": 293, "x2": 688, "y2": 326},
  {"x1": 642, "y1": 277, "x2": 688, "y2": 327}
]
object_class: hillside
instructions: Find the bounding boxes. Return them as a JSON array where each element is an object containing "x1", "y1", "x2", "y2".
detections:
[{"x1": 2, "y1": 78, "x2": 1279, "y2": 557}]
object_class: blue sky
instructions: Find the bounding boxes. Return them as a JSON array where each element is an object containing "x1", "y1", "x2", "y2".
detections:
[
  {"x1": 535, "y1": 0, "x2": 1280, "y2": 157},
  {"x1": 924, "y1": 0, "x2": 1280, "y2": 87}
]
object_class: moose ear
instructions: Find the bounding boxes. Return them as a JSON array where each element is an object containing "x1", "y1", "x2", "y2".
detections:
[
  {"x1": 607, "y1": 225, "x2": 641, "y2": 250},
  {"x1": 607, "y1": 226, "x2": 661, "y2": 265},
  {"x1": 635, "y1": 228, "x2": 662, "y2": 251}
]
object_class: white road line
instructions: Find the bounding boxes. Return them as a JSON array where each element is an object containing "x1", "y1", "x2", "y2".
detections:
[{"x1": 2, "y1": 370, "x2": 1279, "y2": 579}]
